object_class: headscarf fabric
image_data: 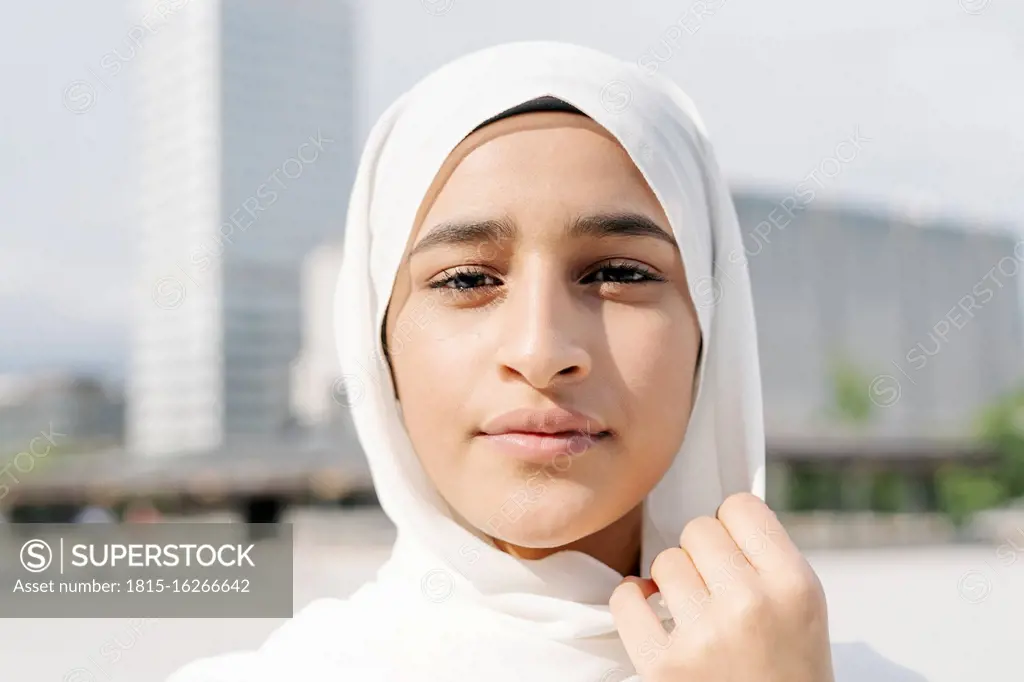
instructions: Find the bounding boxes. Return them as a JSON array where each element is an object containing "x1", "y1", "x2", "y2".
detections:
[{"x1": 171, "y1": 40, "x2": 767, "y2": 682}]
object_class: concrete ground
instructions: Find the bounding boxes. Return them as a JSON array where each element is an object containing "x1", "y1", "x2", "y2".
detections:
[{"x1": 0, "y1": 509, "x2": 1019, "y2": 681}]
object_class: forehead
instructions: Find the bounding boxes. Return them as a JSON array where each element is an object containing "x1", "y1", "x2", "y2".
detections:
[{"x1": 412, "y1": 111, "x2": 661, "y2": 238}]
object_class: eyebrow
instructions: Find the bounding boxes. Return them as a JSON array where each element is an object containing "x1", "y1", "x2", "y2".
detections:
[
  {"x1": 407, "y1": 212, "x2": 677, "y2": 259},
  {"x1": 568, "y1": 213, "x2": 678, "y2": 248}
]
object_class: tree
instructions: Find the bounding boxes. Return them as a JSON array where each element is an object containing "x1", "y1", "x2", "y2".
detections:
[
  {"x1": 935, "y1": 386, "x2": 1024, "y2": 525},
  {"x1": 977, "y1": 386, "x2": 1024, "y2": 498},
  {"x1": 827, "y1": 356, "x2": 875, "y2": 427}
]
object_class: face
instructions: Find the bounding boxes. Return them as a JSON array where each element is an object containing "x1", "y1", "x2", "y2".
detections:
[{"x1": 384, "y1": 111, "x2": 701, "y2": 549}]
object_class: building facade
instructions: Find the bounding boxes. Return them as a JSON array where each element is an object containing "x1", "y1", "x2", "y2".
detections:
[
  {"x1": 734, "y1": 191, "x2": 1024, "y2": 441},
  {"x1": 128, "y1": 0, "x2": 354, "y2": 455}
]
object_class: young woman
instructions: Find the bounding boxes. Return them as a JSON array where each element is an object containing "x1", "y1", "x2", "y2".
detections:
[{"x1": 171, "y1": 41, "x2": 925, "y2": 682}]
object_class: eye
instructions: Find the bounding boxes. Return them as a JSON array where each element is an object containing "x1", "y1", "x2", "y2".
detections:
[
  {"x1": 580, "y1": 260, "x2": 665, "y2": 285},
  {"x1": 428, "y1": 267, "x2": 503, "y2": 293}
]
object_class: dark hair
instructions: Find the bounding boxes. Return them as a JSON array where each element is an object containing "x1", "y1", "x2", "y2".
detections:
[{"x1": 470, "y1": 96, "x2": 585, "y2": 133}]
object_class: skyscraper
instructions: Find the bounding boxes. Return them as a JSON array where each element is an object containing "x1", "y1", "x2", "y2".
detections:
[{"x1": 128, "y1": 0, "x2": 354, "y2": 455}]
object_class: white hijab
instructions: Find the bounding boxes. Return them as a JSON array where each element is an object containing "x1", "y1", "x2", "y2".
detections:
[{"x1": 169, "y1": 41, "x2": 925, "y2": 682}]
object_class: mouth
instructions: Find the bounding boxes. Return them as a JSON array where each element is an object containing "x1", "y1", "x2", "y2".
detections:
[
  {"x1": 475, "y1": 429, "x2": 613, "y2": 464},
  {"x1": 476, "y1": 406, "x2": 612, "y2": 463}
]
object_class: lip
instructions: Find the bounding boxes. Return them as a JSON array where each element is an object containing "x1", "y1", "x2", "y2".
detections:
[
  {"x1": 477, "y1": 407, "x2": 612, "y2": 464},
  {"x1": 480, "y1": 407, "x2": 609, "y2": 436}
]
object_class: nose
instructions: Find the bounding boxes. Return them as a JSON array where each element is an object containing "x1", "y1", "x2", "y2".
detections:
[{"x1": 494, "y1": 265, "x2": 592, "y2": 389}]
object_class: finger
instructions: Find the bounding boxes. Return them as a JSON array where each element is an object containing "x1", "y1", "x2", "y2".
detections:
[
  {"x1": 649, "y1": 546, "x2": 710, "y2": 628},
  {"x1": 609, "y1": 577, "x2": 667, "y2": 670},
  {"x1": 715, "y1": 492, "x2": 801, "y2": 574},
  {"x1": 679, "y1": 515, "x2": 759, "y2": 593},
  {"x1": 623, "y1": 575, "x2": 658, "y2": 599}
]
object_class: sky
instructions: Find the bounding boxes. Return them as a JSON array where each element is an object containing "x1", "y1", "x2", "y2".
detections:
[{"x1": 2, "y1": 0, "x2": 1022, "y2": 378}]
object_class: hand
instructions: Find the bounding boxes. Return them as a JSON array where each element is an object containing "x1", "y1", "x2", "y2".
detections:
[{"x1": 609, "y1": 492, "x2": 834, "y2": 682}]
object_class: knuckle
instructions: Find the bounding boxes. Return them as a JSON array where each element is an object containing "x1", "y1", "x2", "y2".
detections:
[
  {"x1": 679, "y1": 515, "x2": 717, "y2": 546},
  {"x1": 651, "y1": 547, "x2": 689, "y2": 583},
  {"x1": 608, "y1": 583, "x2": 631, "y2": 611},
  {"x1": 730, "y1": 587, "x2": 772, "y2": 621},
  {"x1": 716, "y1": 491, "x2": 766, "y2": 520},
  {"x1": 775, "y1": 567, "x2": 826, "y2": 609}
]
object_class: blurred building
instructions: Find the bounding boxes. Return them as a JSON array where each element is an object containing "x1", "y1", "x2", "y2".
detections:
[
  {"x1": 735, "y1": 192, "x2": 1024, "y2": 512},
  {"x1": 127, "y1": 0, "x2": 355, "y2": 455},
  {"x1": 290, "y1": 241, "x2": 360, "y2": 458},
  {"x1": 735, "y1": 191, "x2": 1024, "y2": 441},
  {"x1": 0, "y1": 372, "x2": 124, "y2": 454}
]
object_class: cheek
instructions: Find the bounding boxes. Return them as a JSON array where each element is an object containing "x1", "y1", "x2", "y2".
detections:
[
  {"x1": 387, "y1": 298, "x2": 484, "y2": 449},
  {"x1": 607, "y1": 305, "x2": 696, "y2": 407},
  {"x1": 605, "y1": 303, "x2": 697, "y2": 460}
]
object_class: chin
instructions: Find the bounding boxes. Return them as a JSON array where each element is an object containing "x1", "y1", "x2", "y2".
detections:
[{"x1": 470, "y1": 478, "x2": 614, "y2": 549}]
